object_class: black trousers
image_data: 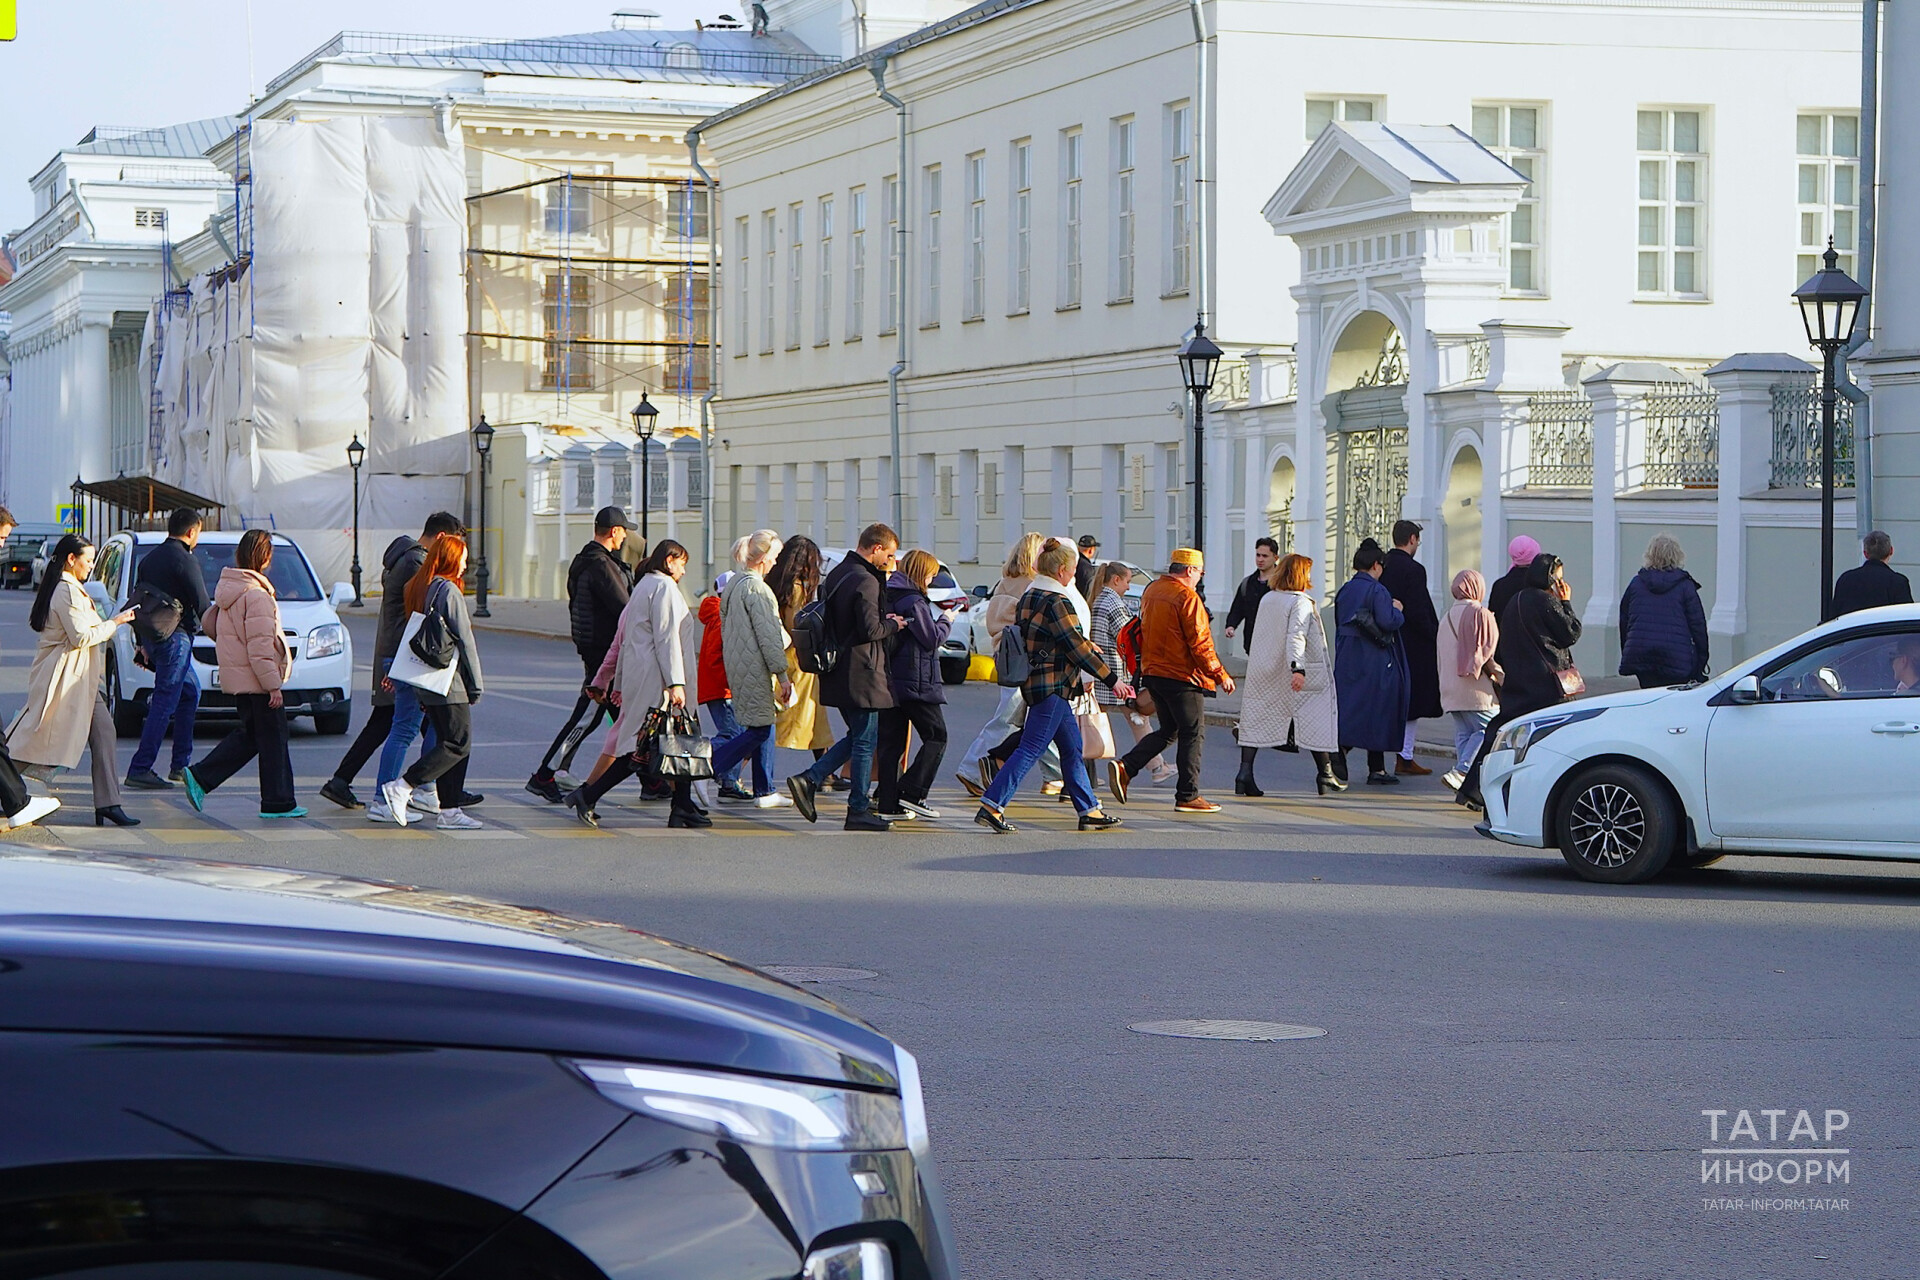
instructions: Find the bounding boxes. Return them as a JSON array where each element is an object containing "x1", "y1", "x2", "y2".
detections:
[
  {"x1": 0, "y1": 745, "x2": 30, "y2": 817},
  {"x1": 195, "y1": 692, "x2": 297, "y2": 813},
  {"x1": 331, "y1": 701, "x2": 395, "y2": 785},
  {"x1": 1119, "y1": 677, "x2": 1206, "y2": 802},
  {"x1": 404, "y1": 702, "x2": 473, "y2": 807},
  {"x1": 875, "y1": 700, "x2": 947, "y2": 813},
  {"x1": 537, "y1": 653, "x2": 610, "y2": 776}
]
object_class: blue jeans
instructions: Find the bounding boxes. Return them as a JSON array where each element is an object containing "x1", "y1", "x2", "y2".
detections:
[
  {"x1": 709, "y1": 722, "x2": 775, "y2": 795},
  {"x1": 805, "y1": 708, "x2": 879, "y2": 814},
  {"x1": 130, "y1": 630, "x2": 199, "y2": 776},
  {"x1": 704, "y1": 698, "x2": 746, "y2": 790},
  {"x1": 1450, "y1": 710, "x2": 1495, "y2": 773},
  {"x1": 376, "y1": 683, "x2": 438, "y2": 791},
  {"x1": 981, "y1": 693, "x2": 1098, "y2": 815}
]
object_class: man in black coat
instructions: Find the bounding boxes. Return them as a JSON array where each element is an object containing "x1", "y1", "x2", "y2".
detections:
[
  {"x1": 1831, "y1": 531, "x2": 1914, "y2": 617},
  {"x1": 1378, "y1": 520, "x2": 1442, "y2": 775},
  {"x1": 1222, "y1": 537, "x2": 1279, "y2": 655},
  {"x1": 526, "y1": 507, "x2": 637, "y2": 803},
  {"x1": 124, "y1": 508, "x2": 215, "y2": 790},
  {"x1": 787, "y1": 523, "x2": 905, "y2": 832},
  {"x1": 1074, "y1": 535, "x2": 1101, "y2": 599},
  {"x1": 319, "y1": 511, "x2": 463, "y2": 809}
]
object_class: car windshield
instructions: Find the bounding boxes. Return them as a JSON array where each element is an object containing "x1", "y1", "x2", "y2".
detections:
[
  {"x1": 931, "y1": 570, "x2": 960, "y2": 591},
  {"x1": 133, "y1": 540, "x2": 323, "y2": 602}
]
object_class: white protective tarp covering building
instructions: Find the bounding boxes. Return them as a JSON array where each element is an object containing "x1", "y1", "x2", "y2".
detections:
[{"x1": 154, "y1": 116, "x2": 468, "y2": 583}]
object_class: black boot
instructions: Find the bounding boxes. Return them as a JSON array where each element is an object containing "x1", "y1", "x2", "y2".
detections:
[
  {"x1": 1313, "y1": 752, "x2": 1347, "y2": 795},
  {"x1": 1233, "y1": 746, "x2": 1263, "y2": 797},
  {"x1": 569, "y1": 756, "x2": 639, "y2": 826},
  {"x1": 95, "y1": 805, "x2": 140, "y2": 827}
]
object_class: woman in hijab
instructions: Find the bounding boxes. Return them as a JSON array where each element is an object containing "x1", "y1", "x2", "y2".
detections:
[
  {"x1": 1438, "y1": 569, "x2": 1499, "y2": 792},
  {"x1": 1487, "y1": 534, "x2": 1541, "y2": 620},
  {"x1": 1459, "y1": 552, "x2": 1584, "y2": 809}
]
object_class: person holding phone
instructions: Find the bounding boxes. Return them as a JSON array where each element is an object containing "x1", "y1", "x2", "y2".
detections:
[
  {"x1": 1458, "y1": 552, "x2": 1584, "y2": 810},
  {"x1": 873, "y1": 548, "x2": 952, "y2": 821}
]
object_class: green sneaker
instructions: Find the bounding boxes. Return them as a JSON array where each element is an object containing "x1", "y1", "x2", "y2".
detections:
[
  {"x1": 182, "y1": 767, "x2": 205, "y2": 812},
  {"x1": 261, "y1": 807, "x2": 308, "y2": 820}
]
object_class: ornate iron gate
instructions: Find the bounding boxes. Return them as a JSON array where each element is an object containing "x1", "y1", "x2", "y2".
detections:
[{"x1": 1323, "y1": 384, "x2": 1409, "y2": 576}]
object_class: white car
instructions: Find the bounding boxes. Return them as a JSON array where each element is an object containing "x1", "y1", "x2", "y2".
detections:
[
  {"x1": 91, "y1": 530, "x2": 356, "y2": 737},
  {"x1": 1479, "y1": 603, "x2": 1920, "y2": 883}
]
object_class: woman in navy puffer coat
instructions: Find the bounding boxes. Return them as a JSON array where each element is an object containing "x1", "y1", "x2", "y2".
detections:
[
  {"x1": 875, "y1": 550, "x2": 954, "y2": 818},
  {"x1": 1618, "y1": 534, "x2": 1709, "y2": 688}
]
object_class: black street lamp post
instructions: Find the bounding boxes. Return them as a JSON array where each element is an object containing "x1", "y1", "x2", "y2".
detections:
[
  {"x1": 472, "y1": 415, "x2": 495, "y2": 617},
  {"x1": 345, "y1": 435, "x2": 366, "y2": 607},
  {"x1": 631, "y1": 392, "x2": 659, "y2": 545},
  {"x1": 1792, "y1": 239, "x2": 1870, "y2": 623},
  {"x1": 1176, "y1": 323, "x2": 1223, "y2": 606}
]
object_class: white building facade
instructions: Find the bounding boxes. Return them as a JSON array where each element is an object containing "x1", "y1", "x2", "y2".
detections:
[{"x1": 699, "y1": 0, "x2": 1864, "y2": 666}]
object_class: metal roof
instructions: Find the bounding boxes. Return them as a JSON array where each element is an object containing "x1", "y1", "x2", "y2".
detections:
[
  {"x1": 1338, "y1": 123, "x2": 1527, "y2": 187},
  {"x1": 72, "y1": 118, "x2": 238, "y2": 162}
]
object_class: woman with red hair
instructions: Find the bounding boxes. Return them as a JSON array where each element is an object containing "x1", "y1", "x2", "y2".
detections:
[{"x1": 381, "y1": 534, "x2": 486, "y2": 830}]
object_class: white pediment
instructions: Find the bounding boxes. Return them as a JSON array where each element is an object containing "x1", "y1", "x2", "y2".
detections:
[{"x1": 1264, "y1": 121, "x2": 1527, "y2": 238}]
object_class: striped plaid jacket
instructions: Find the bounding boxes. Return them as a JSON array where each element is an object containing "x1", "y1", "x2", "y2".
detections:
[{"x1": 1014, "y1": 585, "x2": 1117, "y2": 704}]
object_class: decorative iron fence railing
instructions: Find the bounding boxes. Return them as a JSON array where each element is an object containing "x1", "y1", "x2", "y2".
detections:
[
  {"x1": 1526, "y1": 388, "x2": 1595, "y2": 487},
  {"x1": 1640, "y1": 381, "x2": 1719, "y2": 489},
  {"x1": 1769, "y1": 376, "x2": 1855, "y2": 489}
]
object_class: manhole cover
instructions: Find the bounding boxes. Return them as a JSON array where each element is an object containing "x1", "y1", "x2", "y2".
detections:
[
  {"x1": 1129, "y1": 1019, "x2": 1327, "y2": 1041},
  {"x1": 761, "y1": 965, "x2": 879, "y2": 984}
]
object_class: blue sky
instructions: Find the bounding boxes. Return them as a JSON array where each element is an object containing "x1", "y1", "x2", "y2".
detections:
[{"x1": 0, "y1": 0, "x2": 715, "y2": 235}]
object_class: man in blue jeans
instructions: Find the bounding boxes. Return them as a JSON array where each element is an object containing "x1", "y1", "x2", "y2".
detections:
[
  {"x1": 786, "y1": 523, "x2": 907, "y2": 831},
  {"x1": 125, "y1": 508, "x2": 211, "y2": 790}
]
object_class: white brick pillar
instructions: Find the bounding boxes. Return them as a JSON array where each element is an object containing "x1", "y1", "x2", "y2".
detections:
[
  {"x1": 958, "y1": 449, "x2": 980, "y2": 564},
  {"x1": 1580, "y1": 363, "x2": 1671, "y2": 662}
]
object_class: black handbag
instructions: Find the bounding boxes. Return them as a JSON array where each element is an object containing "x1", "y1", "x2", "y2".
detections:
[
  {"x1": 1349, "y1": 608, "x2": 1394, "y2": 649},
  {"x1": 409, "y1": 580, "x2": 457, "y2": 670},
  {"x1": 642, "y1": 703, "x2": 715, "y2": 780}
]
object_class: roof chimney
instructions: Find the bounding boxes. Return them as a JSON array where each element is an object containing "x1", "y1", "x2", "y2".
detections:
[{"x1": 612, "y1": 8, "x2": 661, "y2": 29}]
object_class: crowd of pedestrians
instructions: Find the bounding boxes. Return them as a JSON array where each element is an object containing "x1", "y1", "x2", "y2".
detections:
[{"x1": 4, "y1": 495, "x2": 1912, "y2": 837}]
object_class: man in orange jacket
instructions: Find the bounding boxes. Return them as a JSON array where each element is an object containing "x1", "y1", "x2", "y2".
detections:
[{"x1": 1108, "y1": 547, "x2": 1234, "y2": 812}]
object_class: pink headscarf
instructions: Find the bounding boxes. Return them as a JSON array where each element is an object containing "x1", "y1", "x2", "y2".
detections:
[
  {"x1": 1449, "y1": 569, "x2": 1498, "y2": 679},
  {"x1": 1507, "y1": 534, "x2": 1542, "y2": 569}
]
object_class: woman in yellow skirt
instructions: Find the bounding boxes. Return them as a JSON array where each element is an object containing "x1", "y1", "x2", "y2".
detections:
[{"x1": 767, "y1": 536, "x2": 834, "y2": 756}]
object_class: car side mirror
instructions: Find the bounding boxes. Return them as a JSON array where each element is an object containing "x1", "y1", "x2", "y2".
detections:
[
  {"x1": 1727, "y1": 674, "x2": 1763, "y2": 705},
  {"x1": 330, "y1": 582, "x2": 356, "y2": 607}
]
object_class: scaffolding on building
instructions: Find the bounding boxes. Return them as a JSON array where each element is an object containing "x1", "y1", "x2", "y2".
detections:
[{"x1": 467, "y1": 172, "x2": 711, "y2": 430}]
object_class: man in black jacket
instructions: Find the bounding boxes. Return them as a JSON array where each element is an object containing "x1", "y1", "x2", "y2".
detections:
[
  {"x1": 1222, "y1": 537, "x2": 1279, "y2": 655},
  {"x1": 1379, "y1": 520, "x2": 1442, "y2": 776},
  {"x1": 318, "y1": 511, "x2": 463, "y2": 809},
  {"x1": 786, "y1": 523, "x2": 906, "y2": 831},
  {"x1": 125, "y1": 509, "x2": 214, "y2": 790},
  {"x1": 1831, "y1": 531, "x2": 1914, "y2": 617},
  {"x1": 527, "y1": 507, "x2": 637, "y2": 803},
  {"x1": 1074, "y1": 535, "x2": 1101, "y2": 599}
]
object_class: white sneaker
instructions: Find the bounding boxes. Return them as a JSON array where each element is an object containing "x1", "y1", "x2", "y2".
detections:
[
  {"x1": 381, "y1": 779, "x2": 413, "y2": 827},
  {"x1": 1, "y1": 795, "x2": 60, "y2": 829},
  {"x1": 367, "y1": 801, "x2": 396, "y2": 823},
  {"x1": 1442, "y1": 770, "x2": 1465, "y2": 792},
  {"x1": 437, "y1": 807, "x2": 483, "y2": 831},
  {"x1": 1149, "y1": 765, "x2": 1179, "y2": 786},
  {"x1": 753, "y1": 792, "x2": 794, "y2": 808},
  {"x1": 408, "y1": 788, "x2": 441, "y2": 815}
]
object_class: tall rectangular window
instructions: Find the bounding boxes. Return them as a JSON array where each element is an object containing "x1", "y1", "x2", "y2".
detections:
[
  {"x1": 1061, "y1": 128, "x2": 1083, "y2": 308},
  {"x1": 667, "y1": 185, "x2": 710, "y2": 240},
  {"x1": 1797, "y1": 112, "x2": 1860, "y2": 280},
  {"x1": 882, "y1": 176, "x2": 900, "y2": 335},
  {"x1": 964, "y1": 152, "x2": 987, "y2": 320},
  {"x1": 1471, "y1": 103, "x2": 1547, "y2": 294},
  {"x1": 1304, "y1": 96, "x2": 1380, "y2": 140},
  {"x1": 760, "y1": 210, "x2": 775, "y2": 353},
  {"x1": 816, "y1": 195, "x2": 834, "y2": 345},
  {"x1": 1009, "y1": 140, "x2": 1031, "y2": 314},
  {"x1": 734, "y1": 216, "x2": 750, "y2": 355},
  {"x1": 1112, "y1": 117, "x2": 1135, "y2": 303},
  {"x1": 666, "y1": 272, "x2": 710, "y2": 391},
  {"x1": 1167, "y1": 104, "x2": 1191, "y2": 295},
  {"x1": 1636, "y1": 108, "x2": 1707, "y2": 298},
  {"x1": 847, "y1": 186, "x2": 866, "y2": 339},
  {"x1": 542, "y1": 272, "x2": 593, "y2": 389},
  {"x1": 923, "y1": 164, "x2": 942, "y2": 326},
  {"x1": 786, "y1": 203, "x2": 804, "y2": 349}
]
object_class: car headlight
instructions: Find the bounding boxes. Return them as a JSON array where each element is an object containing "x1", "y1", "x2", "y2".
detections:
[
  {"x1": 305, "y1": 623, "x2": 345, "y2": 659},
  {"x1": 804, "y1": 1241, "x2": 892, "y2": 1280},
  {"x1": 571, "y1": 1060, "x2": 907, "y2": 1152},
  {"x1": 1492, "y1": 707, "x2": 1606, "y2": 764}
]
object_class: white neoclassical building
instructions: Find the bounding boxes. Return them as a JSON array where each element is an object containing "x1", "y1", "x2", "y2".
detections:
[{"x1": 697, "y1": 0, "x2": 1865, "y2": 667}]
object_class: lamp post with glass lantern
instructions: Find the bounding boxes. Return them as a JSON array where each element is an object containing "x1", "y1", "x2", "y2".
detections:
[
  {"x1": 471, "y1": 416, "x2": 495, "y2": 617},
  {"x1": 1792, "y1": 239, "x2": 1870, "y2": 622},
  {"x1": 345, "y1": 435, "x2": 366, "y2": 607},
  {"x1": 1176, "y1": 323, "x2": 1223, "y2": 606},
  {"x1": 631, "y1": 392, "x2": 659, "y2": 546}
]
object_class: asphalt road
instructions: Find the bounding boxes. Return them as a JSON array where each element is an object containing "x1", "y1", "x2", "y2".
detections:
[{"x1": 2, "y1": 590, "x2": 1915, "y2": 1279}]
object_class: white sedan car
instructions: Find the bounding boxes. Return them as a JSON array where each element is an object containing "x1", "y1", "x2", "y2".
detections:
[
  {"x1": 1479, "y1": 603, "x2": 1920, "y2": 883},
  {"x1": 90, "y1": 530, "x2": 356, "y2": 737}
]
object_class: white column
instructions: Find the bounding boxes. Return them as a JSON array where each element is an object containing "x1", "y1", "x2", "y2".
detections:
[
  {"x1": 1099, "y1": 444, "x2": 1123, "y2": 552},
  {"x1": 1863, "y1": 0, "x2": 1920, "y2": 579},
  {"x1": 957, "y1": 448, "x2": 979, "y2": 563},
  {"x1": 754, "y1": 464, "x2": 771, "y2": 528},
  {"x1": 810, "y1": 461, "x2": 829, "y2": 541},
  {"x1": 1704, "y1": 354, "x2": 1811, "y2": 669},
  {"x1": 841, "y1": 459, "x2": 861, "y2": 546},
  {"x1": 917, "y1": 451, "x2": 937, "y2": 550},
  {"x1": 1580, "y1": 365, "x2": 1668, "y2": 659},
  {"x1": 1002, "y1": 445, "x2": 1025, "y2": 538},
  {"x1": 782, "y1": 462, "x2": 799, "y2": 533}
]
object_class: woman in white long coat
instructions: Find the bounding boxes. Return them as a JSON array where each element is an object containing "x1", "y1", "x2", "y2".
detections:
[
  {"x1": 8, "y1": 534, "x2": 138, "y2": 826},
  {"x1": 1235, "y1": 552, "x2": 1345, "y2": 797},
  {"x1": 565, "y1": 539, "x2": 708, "y2": 828}
]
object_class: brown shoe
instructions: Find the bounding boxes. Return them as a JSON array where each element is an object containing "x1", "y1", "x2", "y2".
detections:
[
  {"x1": 1107, "y1": 761, "x2": 1130, "y2": 806},
  {"x1": 1175, "y1": 796, "x2": 1223, "y2": 813},
  {"x1": 1396, "y1": 756, "x2": 1432, "y2": 776}
]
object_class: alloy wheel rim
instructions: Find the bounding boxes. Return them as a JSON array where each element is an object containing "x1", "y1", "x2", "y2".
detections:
[{"x1": 1567, "y1": 783, "x2": 1646, "y2": 868}]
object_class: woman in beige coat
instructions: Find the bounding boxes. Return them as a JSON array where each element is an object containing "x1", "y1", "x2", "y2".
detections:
[
  {"x1": 9, "y1": 534, "x2": 138, "y2": 826},
  {"x1": 1236, "y1": 553, "x2": 1344, "y2": 797}
]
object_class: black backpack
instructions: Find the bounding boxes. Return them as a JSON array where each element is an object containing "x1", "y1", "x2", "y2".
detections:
[
  {"x1": 409, "y1": 579, "x2": 458, "y2": 670},
  {"x1": 128, "y1": 582, "x2": 182, "y2": 649},
  {"x1": 791, "y1": 591, "x2": 840, "y2": 676}
]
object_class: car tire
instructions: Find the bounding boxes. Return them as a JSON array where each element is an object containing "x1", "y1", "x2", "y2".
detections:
[
  {"x1": 107, "y1": 657, "x2": 144, "y2": 738},
  {"x1": 1554, "y1": 762, "x2": 1678, "y2": 884},
  {"x1": 940, "y1": 656, "x2": 969, "y2": 685},
  {"x1": 313, "y1": 708, "x2": 352, "y2": 736}
]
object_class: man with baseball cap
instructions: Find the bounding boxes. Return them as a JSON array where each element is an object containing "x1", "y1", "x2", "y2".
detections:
[
  {"x1": 1074, "y1": 534, "x2": 1101, "y2": 598},
  {"x1": 528, "y1": 505, "x2": 636, "y2": 802},
  {"x1": 1108, "y1": 547, "x2": 1233, "y2": 812}
]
